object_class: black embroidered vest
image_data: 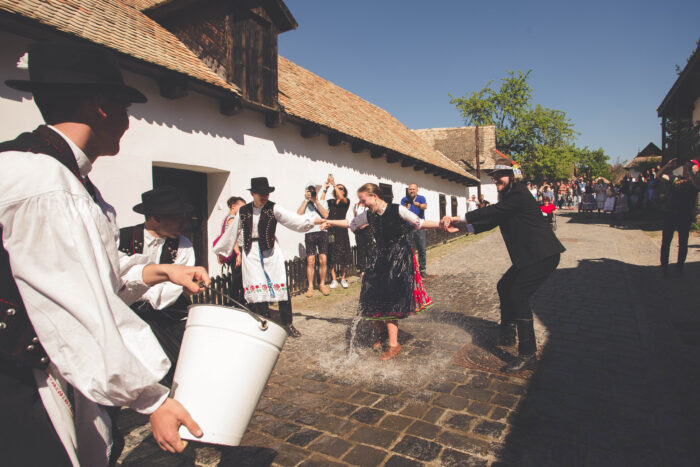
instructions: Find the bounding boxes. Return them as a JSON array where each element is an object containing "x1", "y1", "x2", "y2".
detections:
[
  {"x1": 118, "y1": 224, "x2": 180, "y2": 265},
  {"x1": 239, "y1": 201, "x2": 277, "y2": 254},
  {"x1": 367, "y1": 204, "x2": 408, "y2": 248},
  {"x1": 0, "y1": 126, "x2": 97, "y2": 369}
]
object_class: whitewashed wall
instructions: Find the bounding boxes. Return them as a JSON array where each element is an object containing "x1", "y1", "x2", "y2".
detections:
[
  {"x1": 1, "y1": 32, "x2": 472, "y2": 274},
  {"x1": 467, "y1": 174, "x2": 498, "y2": 204}
]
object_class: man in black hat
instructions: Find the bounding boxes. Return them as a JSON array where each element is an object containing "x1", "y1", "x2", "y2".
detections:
[
  {"x1": 442, "y1": 157, "x2": 565, "y2": 373},
  {"x1": 656, "y1": 157, "x2": 700, "y2": 274},
  {"x1": 119, "y1": 186, "x2": 196, "y2": 384},
  {"x1": 214, "y1": 177, "x2": 324, "y2": 338},
  {"x1": 0, "y1": 42, "x2": 206, "y2": 465}
]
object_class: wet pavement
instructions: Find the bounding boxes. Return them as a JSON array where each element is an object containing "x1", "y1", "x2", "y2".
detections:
[{"x1": 118, "y1": 212, "x2": 700, "y2": 466}]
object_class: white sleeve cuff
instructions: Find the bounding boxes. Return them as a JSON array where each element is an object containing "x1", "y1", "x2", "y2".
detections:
[
  {"x1": 129, "y1": 383, "x2": 170, "y2": 415},
  {"x1": 118, "y1": 263, "x2": 149, "y2": 305}
]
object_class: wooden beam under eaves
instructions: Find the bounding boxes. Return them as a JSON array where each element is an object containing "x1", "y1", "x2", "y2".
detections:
[
  {"x1": 301, "y1": 123, "x2": 320, "y2": 138},
  {"x1": 328, "y1": 132, "x2": 344, "y2": 146},
  {"x1": 413, "y1": 163, "x2": 425, "y2": 171},
  {"x1": 370, "y1": 148, "x2": 386, "y2": 159},
  {"x1": 159, "y1": 74, "x2": 188, "y2": 99},
  {"x1": 386, "y1": 153, "x2": 400, "y2": 163},
  {"x1": 351, "y1": 141, "x2": 367, "y2": 153},
  {"x1": 400, "y1": 158, "x2": 414, "y2": 168},
  {"x1": 265, "y1": 109, "x2": 286, "y2": 128},
  {"x1": 219, "y1": 96, "x2": 242, "y2": 116}
]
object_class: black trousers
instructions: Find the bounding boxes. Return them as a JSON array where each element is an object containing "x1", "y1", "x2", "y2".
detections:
[
  {"x1": 497, "y1": 254, "x2": 560, "y2": 354},
  {"x1": 660, "y1": 214, "x2": 692, "y2": 267},
  {"x1": 0, "y1": 360, "x2": 72, "y2": 467},
  {"x1": 132, "y1": 302, "x2": 188, "y2": 387},
  {"x1": 248, "y1": 299, "x2": 293, "y2": 326}
]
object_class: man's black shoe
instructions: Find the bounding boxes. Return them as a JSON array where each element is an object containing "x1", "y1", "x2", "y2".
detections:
[
  {"x1": 501, "y1": 354, "x2": 536, "y2": 373},
  {"x1": 285, "y1": 324, "x2": 301, "y2": 338}
]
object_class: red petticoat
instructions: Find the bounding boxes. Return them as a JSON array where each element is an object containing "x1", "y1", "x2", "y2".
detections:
[{"x1": 412, "y1": 252, "x2": 433, "y2": 312}]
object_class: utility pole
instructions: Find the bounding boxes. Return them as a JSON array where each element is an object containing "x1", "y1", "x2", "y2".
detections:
[{"x1": 475, "y1": 126, "x2": 482, "y2": 197}]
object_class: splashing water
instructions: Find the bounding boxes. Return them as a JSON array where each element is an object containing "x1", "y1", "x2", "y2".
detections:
[{"x1": 346, "y1": 315, "x2": 363, "y2": 355}]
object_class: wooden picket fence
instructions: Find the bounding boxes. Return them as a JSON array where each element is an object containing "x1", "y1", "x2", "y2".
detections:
[{"x1": 190, "y1": 229, "x2": 465, "y2": 303}]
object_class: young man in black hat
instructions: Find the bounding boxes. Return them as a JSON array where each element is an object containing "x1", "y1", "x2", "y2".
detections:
[
  {"x1": 0, "y1": 42, "x2": 206, "y2": 465},
  {"x1": 119, "y1": 186, "x2": 196, "y2": 384},
  {"x1": 214, "y1": 177, "x2": 324, "y2": 338},
  {"x1": 442, "y1": 158, "x2": 565, "y2": 373}
]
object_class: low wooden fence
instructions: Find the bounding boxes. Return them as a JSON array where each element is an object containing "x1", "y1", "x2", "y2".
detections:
[{"x1": 190, "y1": 229, "x2": 465, "y2": 304}]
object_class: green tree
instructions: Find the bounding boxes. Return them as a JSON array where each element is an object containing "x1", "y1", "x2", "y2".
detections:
[
  {"x1": 573, "y1": 147, "x2": 610, "y2": 180},
  {"x1": 450, "y1": 70, "x2": 595, "y2": 182}
]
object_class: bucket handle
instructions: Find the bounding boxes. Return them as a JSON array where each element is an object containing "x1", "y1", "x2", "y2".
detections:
[{"x1": 197, "y1": 282, "x2": 268, "y2": 331}]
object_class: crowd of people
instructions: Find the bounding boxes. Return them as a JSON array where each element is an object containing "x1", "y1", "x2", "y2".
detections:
[
  {"x1": 212, "y1": 178, "x2": 437, "y2": 340},
  {"x1": 524, "y1": 169, "x2": 672, "y2": 218},
  {"x1": 1, "y1": 41, "x2": 694, "y2": 466}
]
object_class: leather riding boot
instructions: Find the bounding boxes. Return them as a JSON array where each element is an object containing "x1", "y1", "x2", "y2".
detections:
[
  {"x1": 516, "y1": 319, "x2": 537, "y2": 356},
  {"x1": 496, "y1": 322, "x2": 516, "y2": 347},
  {"x1": 501, "y1": 319, "x2": 537, "y2": 373},
  {"x1": 502, "y1": 353, "x2": 537, "y2": 373}
]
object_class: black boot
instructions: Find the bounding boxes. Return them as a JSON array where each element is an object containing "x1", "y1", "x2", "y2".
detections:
[
  {"x1": 496, "y1": 323, "x2": 516, "y2": 347},
  {"x1": 284, "y1": 324, "x2": 301, "y2": 338},
  {"x1": 502, "y1": 353, "x2": 537, "y2": 373},
  {"x1": 501, "y1": 319, "x2": 537, "y2": 373}
]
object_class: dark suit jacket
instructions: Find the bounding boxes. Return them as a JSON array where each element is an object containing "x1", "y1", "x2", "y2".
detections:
[{"x1": 465, "y1": 182, "x2": 565, "y2": 268}]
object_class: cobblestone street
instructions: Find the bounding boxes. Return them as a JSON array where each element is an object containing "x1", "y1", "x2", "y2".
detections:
[{"x1": 118, "y1": 212, "x2": 700, "y2": 466}]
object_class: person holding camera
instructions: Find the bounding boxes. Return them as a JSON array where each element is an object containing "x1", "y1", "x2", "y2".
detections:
[
  {"x1": 657, "y1": 158, "x2": 700, "y2": 274},
  {"x1": 400, "y1": 183, "x2": 428, "y2": 276},
  {"x1": 298, "y1": 182, "x2": 330, "y2": 297},
  {"x1": 321, "y1": 175, "x2": 351, "y2": 289}
]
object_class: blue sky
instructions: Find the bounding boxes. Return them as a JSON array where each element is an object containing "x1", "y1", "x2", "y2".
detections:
[{"x1": 278, "y1": 0, "x2": 699, "y2": 164}]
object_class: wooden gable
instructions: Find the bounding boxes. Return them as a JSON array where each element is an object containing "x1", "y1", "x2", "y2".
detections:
[{"x1": 151, "y1": 0, "x2": 297, "y2": 109}]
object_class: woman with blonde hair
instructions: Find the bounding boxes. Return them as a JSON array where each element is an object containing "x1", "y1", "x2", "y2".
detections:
[{"x1": 322, "y1": 183, "x2": 449, "y2": 360}]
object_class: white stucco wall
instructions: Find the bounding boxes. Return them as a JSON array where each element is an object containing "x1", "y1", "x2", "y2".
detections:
[
  {"x1": 1, "y1": 32, "x2": 472, "y2": 275},
  {"x1": 467, "y1": 174, "x2": 498, "y2": 204}
]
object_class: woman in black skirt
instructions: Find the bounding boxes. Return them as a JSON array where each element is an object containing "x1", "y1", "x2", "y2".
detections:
[
  {"x1": 321, "y1": 177, "x2": 351, "y2": 288},
  {"x1": 322, "y1": 183, "x2": 449, "y2": 360}
]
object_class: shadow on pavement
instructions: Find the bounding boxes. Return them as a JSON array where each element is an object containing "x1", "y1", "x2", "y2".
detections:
[
  {"x1": 558, "y1": 209, "x2": 666, "y2": 232},
  {"x1": 496, "y1": 258, "x2": 700, "y2": 466}
]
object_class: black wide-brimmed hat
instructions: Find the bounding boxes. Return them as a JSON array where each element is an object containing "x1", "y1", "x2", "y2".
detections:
[
  {"x1": 485, "y1": 156, "x2": 522, "y2": 177},
  {"x1": 6, "y1": 42, "x2": 146, "y2": 103},
  {"x1": 248, "y1": 177, "x2": 275, "y2": 194},
  {"x1": 133, "y1": 186, "x2": 193, "y2": 215}
]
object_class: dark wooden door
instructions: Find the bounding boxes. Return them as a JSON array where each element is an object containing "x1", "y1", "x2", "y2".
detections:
[{"x1": 152, "y1": 167, "x2": 208, "y2": 270}]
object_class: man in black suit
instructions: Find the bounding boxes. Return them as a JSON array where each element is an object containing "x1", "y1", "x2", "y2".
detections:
[{"x1": 442, "y1": 158, "x2": 565, "y2": 372}]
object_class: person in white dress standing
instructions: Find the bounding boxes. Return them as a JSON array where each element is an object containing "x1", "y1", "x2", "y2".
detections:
[{"x1": 213, "y1": 177, "x2": 323, "y2": 338}]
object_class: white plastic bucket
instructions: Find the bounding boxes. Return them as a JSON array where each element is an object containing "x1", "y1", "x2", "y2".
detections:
[{"x1": 171, "y1": 304, "x2": 287, "y2": 446}]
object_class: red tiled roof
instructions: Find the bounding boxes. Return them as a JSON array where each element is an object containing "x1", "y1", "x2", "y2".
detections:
[
  {"x1": 0, "y1": 0, "x2": 240, "y2": 95},
  {"x1": 121, "y1": 0, "x2": 172, "y2": 11},
  {"x1": 278, "y1": 57, "x2": 477, "y2": 181},
  {"x1": 1, "y1": 0, "x2": 471, "y2": 181}
]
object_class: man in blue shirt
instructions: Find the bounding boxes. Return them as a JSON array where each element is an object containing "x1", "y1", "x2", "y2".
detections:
[{"x1": 400, "y1": 183, "x2": 428, "y2": 276}]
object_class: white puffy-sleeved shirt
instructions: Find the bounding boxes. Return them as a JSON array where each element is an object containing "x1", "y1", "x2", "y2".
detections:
[
  {"x1": 213, "y1": 203, "x2": 316, "y2": 256},
  {"x1": 122, "y1": 231, "x2": 195, "y2": 310},
  {"x1": 349, "y1": 204, "x2": 424, "y2": 232},
  {"x1": 0, "y1": 127, "x2": 170, "y2": 414}
]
